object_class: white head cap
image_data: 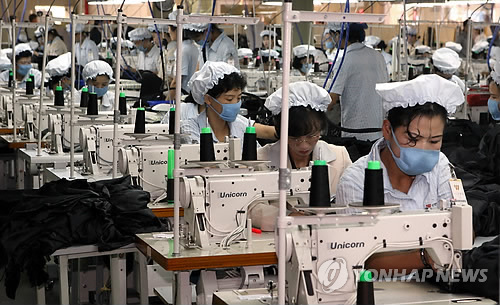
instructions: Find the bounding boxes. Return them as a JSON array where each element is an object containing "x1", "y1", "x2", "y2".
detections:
[
  {"x1": 444, "y1": 41, "x2": 462, "y2": 53},
  {"x1": 14, "y1": 43, "x2": 32, "y2": 57},
  {"x1": 293, "y1": 45, "x2": 316, "y2": 58},
  {"x1": 148, "y1": 23, "x2": 169, "y2": 32},
  {"x1": 128, "y1": 28, "x2": 152, "y2": 41},
  {"x1": 415, "y1": 45, "x2": 431, "y2": 54},
  {"x1": 188, "y1": 61, "x2": 240, "y2": 105},
  {"x1": 238, "y1": 48, "x2": 253, "y2": 58},
  {"x1": 258, "y1": 49, "x2": 279, "y2": 58},
  {"x1": 265, "y1": 82, "x2": 331, "y2": 115},
  {"x1": 327, "y1": 22, "x2": 345, "y2": 33},
  {"x1": 66, "y1": 23, "x2": 85, "y2": 33},
  {"x1": 184, "y1": 19, "x2": 209, "y2": 32},
  {"x1": 472, "y1": 40, "x2": 489, "y2": 53},
  {"x1": 18, "y1": 32, "x2": 28, "y2": 43},
  {"x1": 45, "y1": 52, "x2": 71, "y2": 77},
  {"x1": 376, "y1": 75, "x2": 464, "y2": 114},
  {"x1": 432, "y1": 48, "x2": 461, "y2": 74},
  {"x1": 489, "y1": 46, "x2": 500, "y2": 68},
  {"x1": 82, "y1": 60, "x2": 114, "y2": 81},
  {"x1": 260, "y1": 30, "x2": 276, "y2": 38},
  {"x1": 406, "y1": 26, "x2": 417, "y2": 36},
  {"x1": 34, "y1": 26, "x2": 47, "y2": 38},
  {"x1": 364, "y1": 35, "x2": 381, "y2": 48},
  {"x1": 490, "y1": 61, "x2": 500, "y2": 86}
]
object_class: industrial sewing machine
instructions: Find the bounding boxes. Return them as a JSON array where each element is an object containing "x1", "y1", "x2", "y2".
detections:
[
  {"x1": 21, "y1": 104, "x2": 34, "y2": 140},
  {"x1": 285, "y1": 202, "x2": 473, "y2": 304}
]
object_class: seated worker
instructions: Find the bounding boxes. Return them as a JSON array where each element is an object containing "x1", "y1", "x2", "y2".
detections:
[
  {"x1": 74, "y1": 60, "x2": 114, "y2": 111},
  {"x1": 250, "y1": 81, "x2": 352, "y2": 231},
  {"x1": 431, "y1": 47, "x2": 465, "y2": 93},
  {"x1": 46, "y1": 27, "x2": 68, "y2": 57},
  {"x1": 201, "y1": 24, "x2": 240, "y2": 69},
  {"x1": 181, "y1": 61, "x2": 275, "y2": 143},
  {"x1": 45, "y1": 52, "x2": 72, "y2": 92},
  {"x1": 0, "y1": 43, "x2": 41, "y2": 88},
  {"x1": 291, "y1": 45, "x2": 315, "y2": 76},
  {"x1": 66, "y1": 23, "x2": 99, "y2": 67},
  {"x1": 127, "y1": 27, "x2": 160, "y2": 75}
]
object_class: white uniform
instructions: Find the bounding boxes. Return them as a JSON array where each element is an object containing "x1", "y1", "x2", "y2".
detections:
[
  {"x1": 46, "y1": 36, "x2": 68, "y2": 57},
  {"x1": 0, "y1": 67, "x2": 42, "y2": 88},
  {"x1": 204, "y1": 32, "x2": 240, "y2": 69},
  {"x1": 137, "y1": 45, "x2": 160, "y2": 73},
  {"x1": 75, "y1": 37, "x2": 99, "y2": 67}
]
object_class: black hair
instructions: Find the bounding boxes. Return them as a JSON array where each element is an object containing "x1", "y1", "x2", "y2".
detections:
[
  {"x1": 183, "y1": 29, "x2": 203, "y2": 41},
  {"x1": 341, "y1": 23, "x2": 366, "y2": 43},
  {"x1": 292, "y1": 55, "x2": 314, "y2": 70},
  {"x1": 28, "y1": 14, "x2": 38, "y2": 22},
  {"x1": 377, "y1": 40, "x2": 387, "y2": 51},
  {"x1": 387, "y1": 102, "x2": 447, "y2": 145},
  {"x1": 49, "y1": 70, "x2": 71, "y2": 88},
  {"x1": 48, "y1": 29, "x2": 64, "y2": 41},
  {"x1": 274, "y1": 106, "x2": 328, "y2": 139},
  {"x1": 15, "y1": 50, "x2": 32, "y2": 62},
  {"x1": 206, "y1": 72, "x2": 247, "y2": 99}
]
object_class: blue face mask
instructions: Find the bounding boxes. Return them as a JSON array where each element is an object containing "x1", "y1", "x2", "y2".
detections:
[
  {"x1": 325, "y1": 41, "x2": 335, "y2": 49},
  {"x1": 387, "y1": 127, "x2": 440, "y2": 176},
  {"x1": 17, "y1": 64, "x2": 31, "y2": 76},
  {"x1": 300, "y1": 63, "x2": 312, "y2": 74},
  {"x1": 137, "y1": 44, "x2": 147, "y2": 52},
  {"x1": 488, "y1": 98, "x2": 500, "y2": 120},
  {"x1": 90, "y1": 85, "x2": 108, "y2": 97},
  {"x1": 206, "y1": 95, "x2": 241, "y2": 122}
]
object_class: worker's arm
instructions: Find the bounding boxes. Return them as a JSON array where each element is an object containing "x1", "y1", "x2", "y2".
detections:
[
  {"x1": 365, "y1": 250, "x2": 435, "y2": 275},
  {"x1": 254, "y1": 123, "x2": 277, "y2": 140},
  {"x1": 328, "y1": 92, "x2": 340, "y2": 111}
]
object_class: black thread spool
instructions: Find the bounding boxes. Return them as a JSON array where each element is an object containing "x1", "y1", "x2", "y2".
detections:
[
  {"x1": 309, "y1": 160, "x2": 331, "y2": 207},
  {"x1": 87, "y1": 92, "x2": 98, "y2": 115},
  {"x1": 168, "y1": 107, "x2": 175, "y2": 134},
  {"x1": 243, "y1": 56, "x2": 249, "y2": 66},
  {"x1": 29, "y1": 73, "x2": 35, "y2": 88},
  {"x1": 357, "y1": 270, "x2": 375, "y2": 305},
  {"x1": 54, "y1": 86, "x2": 65, "y2": 106},
  {"x1": 200, "y1": 127, "x2": 215, "y2": 161},
  {"x1": 8, "y1": 70, "x2": 13, "y2": 88},
  {"x1": 25, "y1": 78, "x2": 34, "y2": 95},
  {"x1": 408, "y1": 66, "x2": 415, "y2": 80},
  {"x1": 134, "y1": 107, "x2": 146, "y2": 134},
  {"x1": 423, "y1": 66, "x2": 431, "y2": 74},
  {"x1": 314, "y1": 62, "x2": 320, "y2": 72},
  {"x1": 254, "y1": 56, "x2": 261, "y2": 68},
  {"x1": 166, "y1": 149, "x2": 175, "y2": 204},
  {"x1": 80, "y1": 87, "x2": 89, "y2": 107},
  {"x1": 242, "y1": 126, "x2": 257, "y2": 160},
  {"x1": 275, "y1": 58, "x2": 280, "y2": 70},
  {"x1": 119, "y1": 92, "x2": 127, "y2": 115},
  {"x1": 363, "y1": 160, "x2": 384, "y2": 206}
]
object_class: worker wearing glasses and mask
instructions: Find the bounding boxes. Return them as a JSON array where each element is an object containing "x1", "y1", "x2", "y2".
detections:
[{"x1": 0, "y1": 43, "x2": 41, "y2": 88}]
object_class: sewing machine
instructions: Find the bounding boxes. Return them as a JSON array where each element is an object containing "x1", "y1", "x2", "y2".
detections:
[
  {"x1": 285, "y1": 202, "x2": 473, "y2": 304},
  {"x1": 47, "y1": 113, "x2": 63, "y2": 154},
  {"x1": 21, "y1": 104, "x2": 35, "y2": 140}
]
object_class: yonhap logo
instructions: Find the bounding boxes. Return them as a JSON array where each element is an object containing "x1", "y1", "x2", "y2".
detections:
[
  {"x1": 317, "y1": 258, "x2": 349, "y2": 293},
  {"x1": 218, "y1": 191, "x2": 248, "y2": 198}
]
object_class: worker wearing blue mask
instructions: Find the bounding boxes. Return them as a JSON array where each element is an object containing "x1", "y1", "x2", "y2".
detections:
[
  {"x1": 74, "y1": 60, "x2": 114, "y2": 111},
  {"x1": 0, "y1": 43, "x2": 41, "y2": 88},
  {"x1": 127, "y1": 28, "x2": 160, "y2": 75},
  {"x1": 487, "y1": 61, "x2": 500, "y2": 121},
  {"x1": 291, "y1": 45, "x2": 315, "y2": 76}
]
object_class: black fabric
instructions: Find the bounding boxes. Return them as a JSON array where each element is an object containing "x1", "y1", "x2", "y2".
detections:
[
  {"x1": 466, "y1": 185, "x2": 500, "y2": 237},
  {"x1": 0, "y1": 176, "x2": 165, "y2": 299},
  {"x1": 479, "y1": 125, "x2": 500, "y2": 184}
]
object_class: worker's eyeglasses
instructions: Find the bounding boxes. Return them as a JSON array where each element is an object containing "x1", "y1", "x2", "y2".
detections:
[{"x1": 289, "y1": 134, "x2": 321, "y2": 145}]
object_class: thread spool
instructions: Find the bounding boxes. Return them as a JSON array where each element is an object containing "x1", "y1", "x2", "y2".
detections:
[
  {"x1": 119, "y1": 92, "x2": 127, "y2": 115},
  {"x1": 25, "y1": 78, "x2": 34, "y2": 95},
  {"x1": 275, "y1": 58, "x2": 280, "y2": 70},
  {"x1": 86, "y1": 92, "x2": 98, "y2": 115},
  {"x1": 80, "y1": 87, "x2": 89, "y2": 107},
  {"x1": 423, "y1": 66, "x2": 431, "y2": 74},
  {"x1": 29, "y1": 73, "x2": 35, "y2": 88},
  {"x1": 168, "y1": 107, "x2": 175, "y2": 134},
  {"x1": 356, "y1": 270, "x2": 375, "y2": 305},
  {"x1": 8, "y1": 70, "x2": 13, "y2": 88},
  {"x1": 314, "y1": 62, "x2": 320, "y2": 72},
  {"x1": 255, "y1": 56, "x2": 261, "y2": 68},
  {"x1": 309, "y1": 160, "x2": 331, "y2": 207},
  {"x1": 54, "y1": 86, "x2": 65, "y2": 106},
  {"x1": 166, "y1": 149, "x2": 175, "y2": 204},
  {"x1": 243, "y1": 56, "x2": 249, "y2": 66},
  {"x1": 200, "y1": 127, "x2": 215, "y2": 161},
  {"x1": 408, "y1": 67, "x2": 415, "y2": 80},
  {"x1": 134, "y1": 107, "x2": 146, "y2": 133},
  {"x1": 363, "y1": 160, "x2": 384, "y2": 206},
  {"x1": 242, "y1": 126, "x2": 257, "y2": 160}
]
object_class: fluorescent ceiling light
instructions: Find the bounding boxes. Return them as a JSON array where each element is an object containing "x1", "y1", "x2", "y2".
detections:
[
  {"x1": 88, "y1": 0, "x2": 164, "y2": 5},
  {"x1": 261, "y1": 0, "x2": 283, "y2": 6}
]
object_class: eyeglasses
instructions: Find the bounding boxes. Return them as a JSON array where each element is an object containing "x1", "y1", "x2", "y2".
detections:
[{"x1": 289, "y1": 134, "x2": 321, "y2": 145}]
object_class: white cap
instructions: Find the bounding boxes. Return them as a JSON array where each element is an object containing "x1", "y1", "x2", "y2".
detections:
[
  {"x1": 444, "y1": 41, "x2": 462, "y2": 53},
  {"x1": 184, "y1": 18, "x2": 209, "y2": 32},
  {"x1": 432, "y1": 47, "x2": 461, "y2": 74},
  {"x1": 45, "y1": 52, "x2": 71, "y2": 77},
  {"x1": 260, "y1": 30, "x2": 276, "y2": 38},
  {"x1": 415, "y1": 45, "x2": 431, "y2": 54},
  {"x1": 364, "y1": 35, "x2": 381, "y2": 48},
  {"x1": 489, "y1": 46, "x2": 500, "y2": 68},
  {"x1": 265, "y1": 81, "x2": 331, "y2": 115},
  {"x1": 28, "y1": 41, "x2": 39, "y2": 51},
  {"x1": 148, "y1": 23, "x2": 169, "y2": 32},
  {"x1": 0, "y1": 53, "x2": 11, "y2": 71},
  {"x1": 258, "y1": 49, "x2": 279, "y2": 58},
  {"x1": 82, "y1": 60, "x2": 114, "y2": 81},
  {"x1": 66, "y1": 23, "x2": 85, "y2": 33},
  {"x1": 18, "y1": 32, "x2": 28, "y2": 43},
  {"x1": 128, "y1": 28, "x2": 152, "y2": 41},
  {"x1": 238, "y1": 48, "x2": 253, "y2": 58},
  {"x1": 188, "y1": 61, "x2": 240, "y2": 105},
  {"x1": 472, "y1": 40, "x2": 489, "y2": 53},
  {"x1": 376, "y1": 74, "x2": 464, "y2": 114},
  {"x1": 406, "y1": 26, "x2": 417, "y2": 36},
  {"x1": 490, "y1": 61, "x2": 500, "y2": 85},
  {"x1": 293, "y1": 45, "x2": 316, "y2": 58},
  {"x1": 14, "y1": 43, "x2": 32, "y2": 56},
  {"x1": 327, "y1": 22, "x2": 345, "y2": 33}
]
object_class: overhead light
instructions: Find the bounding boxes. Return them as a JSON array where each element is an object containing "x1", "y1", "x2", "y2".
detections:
[
  {"x1": 88, "y1": 0, "x2": 164, "y2": 5},
  {"x1": 261, "y1": 0, "x2": 283, "y2": 6},
  {"x1": 314, "y1": 0, "x2": 358, "y2": 3}
]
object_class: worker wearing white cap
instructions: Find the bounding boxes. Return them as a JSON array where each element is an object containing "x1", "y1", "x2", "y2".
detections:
[
  {"x1": 445, "y1": 41, "x2": 463, "y2": 54},
  {"x1": 250, "y1": 82, "x2": 352, "y2": 232},
  {"x1": 128, "y1": 27, "x2": 160, "y2": 74},
  {"x1": 200, "y1": 23, "x2": 240, "y2": 69},
  {"x1": 45, "y1": 52, "x2": 73, "y2": 92},
  {"x1": 328, "y1": 23, "x2": 389, "y2": 141},
  {"x1": 181, "y1": 61, "x2": 275, "y2": 144},
  {"x1": 432, "y1": 47, "x2": 465, "y2": 93},
  {"x1": 406, "y1": 26, "x2": 421, "y2": 56},
  {"x1": 0, "y1": 43, "x2": 41, "y2": 88},
  {"x1": 260, "y1": 29, "x2": 276, "y2": 50},
  {"x1": 66, "y1": 23, "x2": 98, "y2": 67},
  {"x1": 292, "y1": 45, "x2": 315, "y2": 76},
  {"x1": 74, "y1": 60, "x2": 115, "y2": 111}
]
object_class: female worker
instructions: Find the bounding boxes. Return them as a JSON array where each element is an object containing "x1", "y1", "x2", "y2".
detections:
[
  {"x1": 74, "y1": 60, "x2": 115, "y2": 111},
  {"x1": 0, "y1": 43, "x2": 41, "y2": 88},
  {"x1": 250, "y1": 81, "x2": 352, "y2": 231},
  {"x1": 291, "y1": 45, "x2": 315, "y2": 76}
]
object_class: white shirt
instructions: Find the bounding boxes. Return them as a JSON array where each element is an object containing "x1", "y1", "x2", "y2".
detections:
[
  {"x1": 47, "y1": 36, "x2": 68, "y2": 57},
  {"x1": 336, "y1": 138, "x2": 453, "y2": 211},
  {"x1": 381, "y1": 50, "x2": 392, "y2": 75},
  {"x1": 0, "y1": 67, "x2": 42, "y2": 89},
  {"x1": 331, "y1": 42, "x2": 389, "y2": 141},
  {"x1": 180, "y1": 40, "x2": 200, "y2": 93},
  {"x1": 137, "y1": 45, "x2": 160, "y2": 73},
  {"x1": 75, "y1": 37, "x2": 99, "y2": 67},
  {"x1": 204, "y1": 32, "x2": 240, "y2": 69},
  {"x1": 160, "y1": 102, "x2": 199, "y2": 124}
]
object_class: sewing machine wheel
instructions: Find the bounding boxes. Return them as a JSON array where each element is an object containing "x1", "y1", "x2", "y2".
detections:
[{"x1": 348, "y1": 202, "x2": 400, "y2": 214}]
